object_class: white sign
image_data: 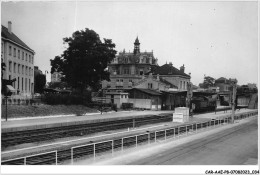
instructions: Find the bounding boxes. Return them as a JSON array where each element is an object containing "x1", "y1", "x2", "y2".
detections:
[{"x1": 173, "y1": 113, "x2": 184, "y2": 123}]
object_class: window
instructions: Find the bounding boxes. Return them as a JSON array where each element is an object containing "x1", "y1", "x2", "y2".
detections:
[
  {"x1": 22, "y1": 78, "x2": 23, "y2": 91},
  {"x1": 116, "y1": 79, "x2": 119, "y2": 82},
  {"x1": 9, "y1": 75, "x2": 11, "y2": 80},
  {"x1": 22, "y1": 65, "x2": 24, "y2": 74},
  {"x1": 29, "y1": 55, "x2": 31, "y2": 63},
  {"x1": 148, "y1": 83, "x2": 153, "y2": 89},
  {"x1": 13, "y1": 62, "x2": 16, "y2": 73},
  {"x1": 129, "y1": 79, "x2": 132, "y2": 82},
  {"x1": 9, "y1": 61, "x2": 12, "y2": 72},
  {"x1": 13, "y1": 77, "x2": 15, "y2": 88},
  {"x1": 139, "y1": 70, "x2": 144, "y2": 75},
  {"x1": 22, "y1": 52, "x2": 24, "y2": 60},
  {"x1": 25, "y1": 78, "x2": 27, "y2": 91},
  {"x1": 26, "y1": 66, "x2": 28, "y2": 75},
  {"x1": 18, "y1": 50, "x2": 20, "y2": 59},
  {"x1": 124, "y1": 68, "x2": 129, "y2": 75},
  {"x1": 26, "y1": 53, "x2": 27, "y2": 61},
  {"x1": 1, "y1": 43, "x2": 3, "y2": 53},
  {"x1": 18, "y1": 64, "x2": 20, "y2": 73},
  {"x1": 120, "y1": 79, "x2": 123, "y2": 82},
  {"x1": 121, "y1": 95, "x2": 123, "y2": 98},
  {"x1": 13, "y1": 48, "x2": 16, "y2": 57},
  {"x1": 9, "y1": 45, "x2": 12, "y2": 55},
  {"x1": 180, "y1": 81, "x2": 182, "y2": 89},
  {"x1": 18, "y1": 77, "x2": 19, "y2": 90},
  {"x1": 29, "y1": 79, "x2": 30, "y2": 91}
]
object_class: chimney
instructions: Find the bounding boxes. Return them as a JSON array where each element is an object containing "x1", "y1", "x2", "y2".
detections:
[
  {"x1": 169, "y1": 62, "x2": 173, "y2": 66},
  {"x1": 8, "y1": 21, "x2": 12, "y2": 34},
  {"x1": 180, "y1": 64, "x2": 185, "y2": 73}
]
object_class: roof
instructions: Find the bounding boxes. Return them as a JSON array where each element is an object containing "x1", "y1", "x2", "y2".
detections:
[
  {"x1": 147, "y1": 63, "x2": 190, "y2": 78},
  {"x1": 159, "y1": 78, "x2": 178, "y2": 89},
  {"x1": 1, "y1": 25, "x2": 34, "y2": 53},
  {"x1": 134, "y1": 37, "x2": 140, "y2": 44},
  {"x1": 215, "y1": 77, "x2": 232, "y2": 84},
  {"x1": 128, "y1": 88, "x2": 162, "y2": 96}
]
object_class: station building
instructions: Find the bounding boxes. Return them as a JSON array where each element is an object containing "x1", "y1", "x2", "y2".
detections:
[{"x1": 101, "y1": 37, "x2": 191, "y2": 110}]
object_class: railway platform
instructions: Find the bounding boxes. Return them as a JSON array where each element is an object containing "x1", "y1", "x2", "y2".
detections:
[{"x1": 1, "y1": 108, "x2": 257, "y2": 164}]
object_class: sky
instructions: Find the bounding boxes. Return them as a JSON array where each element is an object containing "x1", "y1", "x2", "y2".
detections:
[{"x1": 1, "y1": 1, "x2": 258, "y2": 86}]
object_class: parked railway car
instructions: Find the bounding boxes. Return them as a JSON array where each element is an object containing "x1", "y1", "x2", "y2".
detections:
[{"x1": 191, "y1": 95, "x2": 216, "y2": 113}]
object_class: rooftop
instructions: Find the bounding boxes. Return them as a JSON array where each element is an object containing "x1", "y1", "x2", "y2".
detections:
[
  {"x1": 1, "y1": 25, "x2": 34, "y2": 53},
  {"x1": 147, "y1": 63, "x2": 190, "y2": 78}
]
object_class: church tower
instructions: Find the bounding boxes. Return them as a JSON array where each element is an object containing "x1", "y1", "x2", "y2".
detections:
[{"x1": 133, "y1": 37, "x2": 140, "y2": 54}]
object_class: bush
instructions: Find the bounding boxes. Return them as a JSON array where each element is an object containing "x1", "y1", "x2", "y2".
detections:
[
  {"x1": 221, "y1": 101, "x2": 229, "y2": 106},
  {"x1": 111, "y1": 104, "x2": 117, "y2": 112},
  {"x1": 43, "y1": 93, "x2": 91, "y2": 105},
  {"x1": 121, "y1": 103, "x2": 133, "y2": 110}
]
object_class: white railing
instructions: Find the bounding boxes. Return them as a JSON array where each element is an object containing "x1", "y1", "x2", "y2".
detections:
[{"x1": 2, "y1": 150, "x2": 57, "y2": 165}]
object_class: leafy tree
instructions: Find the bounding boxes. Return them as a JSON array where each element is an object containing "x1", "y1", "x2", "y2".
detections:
[
  {"x1": 50, "y1": 28, "x2": 117, "y2": 92},
  {"x1": 34, "y1": 74, "x2": 46, "y2": 93},
  {"x1": 199, "y1": 76, "x2": 215, "y2": 89},
  {"x1": 47, "y1": 81, "x2": 68, "y2": 90}
]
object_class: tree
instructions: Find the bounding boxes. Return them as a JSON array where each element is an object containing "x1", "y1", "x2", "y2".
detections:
[
  {"x1": 34, "y1": 74, "x2": 46, "y2": 93},
  {"x1": 199, "y1": 76, "x2": 215, "y2": 89},
  {"x1": 50, "y1": 28, "x2": 117, "y2": 92},
  {"x1": 47, "y1": 81, "x2": 68, "y2": 90}
]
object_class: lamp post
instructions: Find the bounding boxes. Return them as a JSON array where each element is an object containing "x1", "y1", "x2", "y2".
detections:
[{"x1": 230, "y1": 79, "x2": 237, "y2": 124}]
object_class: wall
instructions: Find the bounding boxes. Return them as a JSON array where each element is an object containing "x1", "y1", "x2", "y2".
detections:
[
  {"x1": 160, "y1": 75, "x2": 190, "y2": 91},
  {"x1": 128, "y1": 98, "x2": 152, "y2": 109},
  {"x1": 237, "y1": 96, "x2": 250, "y2": 106},
  {"x1": 2, "y1": 39, "x2": 34, "y2": 97}
]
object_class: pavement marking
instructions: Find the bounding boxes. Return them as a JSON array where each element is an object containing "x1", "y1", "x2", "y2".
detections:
[{"x1": 2, "y1": 123, "x2": 165, "y2": 155}]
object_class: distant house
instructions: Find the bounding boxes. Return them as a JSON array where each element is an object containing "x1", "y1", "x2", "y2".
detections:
[
  {"x1": 51, "y1": 71, "x2": 62, "y2": 83},
  {"x1": 215, "y1": 77, "x2": 233, "y2": 92},
  {"x1": 102, "y1": 37, "x2": 158, "y2": 91},
  {"x1": 147, "y1": 62, "x2": 191, "y2": 91},
  {"x1": 133, "y1": 73, "x2": 178, "y2": 92},
  {"x1": 215, "y1": 77, "x2": 237, "y2": 106}
]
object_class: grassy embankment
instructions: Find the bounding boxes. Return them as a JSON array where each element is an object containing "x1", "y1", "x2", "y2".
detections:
[{"x1": 1, "y1": 104, "x2": 99, "y2": 119}]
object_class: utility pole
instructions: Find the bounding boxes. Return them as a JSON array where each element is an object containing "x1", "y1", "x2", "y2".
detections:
[
  {"x1": 230, "y1": 79, "x2": 237, "y2": 124},
  {"x1": 186, "y1": 82, "x2": 193, "y2": 115}
]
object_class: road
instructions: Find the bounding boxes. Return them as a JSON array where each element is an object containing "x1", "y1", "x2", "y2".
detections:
[{"x1": 88, "y1": 116, "x2": 258, "y2": 165}]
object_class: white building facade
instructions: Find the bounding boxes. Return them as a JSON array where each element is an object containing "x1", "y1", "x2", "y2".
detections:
[{"x1": 1, "y1": 21, "x2": 35, "y2": 97}]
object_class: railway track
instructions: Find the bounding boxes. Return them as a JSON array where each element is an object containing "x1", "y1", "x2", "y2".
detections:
[{"x1": 2, "y1": 114, "x2": 172, "y2": 148}]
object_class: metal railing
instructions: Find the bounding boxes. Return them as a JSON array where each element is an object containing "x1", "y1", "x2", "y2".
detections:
[
  {"x1": 2, "y1": 110, "x2": 257, "y2": 165},
  {"x1": 1, "y1": 150, "x2": 57, "y2": 165}
]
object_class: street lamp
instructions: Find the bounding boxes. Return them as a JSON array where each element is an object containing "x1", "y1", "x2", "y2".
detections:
[{"x1": 230, "y1": 79, "x2": 237, "y2": 124}]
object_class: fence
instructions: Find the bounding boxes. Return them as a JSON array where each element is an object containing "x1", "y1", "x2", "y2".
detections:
[
  {"x1": 1, "y1": 150, "x2": 57, "y2": 165},
  {"x1": 2, "y1": 110, "x2": 257, "y2": 165}
]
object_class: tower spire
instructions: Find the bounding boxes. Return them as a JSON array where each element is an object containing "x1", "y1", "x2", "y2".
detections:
[{"x1": 134, "y1": 36, "x2": 140, "y2": 54}]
